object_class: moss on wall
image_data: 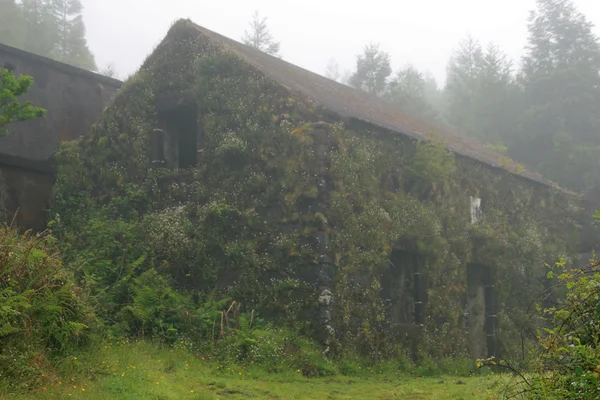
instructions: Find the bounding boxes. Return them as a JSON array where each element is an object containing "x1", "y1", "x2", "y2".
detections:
[{"x1": 51, "y1": 20, "x2": 580, "y2": 361}]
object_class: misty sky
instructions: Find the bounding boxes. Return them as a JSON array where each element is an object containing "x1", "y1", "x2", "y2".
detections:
[{"x1": 82, "y1": 0, "x2": 600, "y2": 84}]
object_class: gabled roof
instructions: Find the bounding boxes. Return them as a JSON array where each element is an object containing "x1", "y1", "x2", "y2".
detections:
[{"x1": 167, "y1": 20, "x2": 556, "y2": 187}]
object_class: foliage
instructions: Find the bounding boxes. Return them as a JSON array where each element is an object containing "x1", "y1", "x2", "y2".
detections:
[
  {"x1": 4, "y1": 0, "x2": 96, "y2": 70},
  {"x1": 385, "y1": 65, "x2": 439, "y2": 121},
  {"x1": 100, "y1": 62, "x2": 119, "y2": 79},
  {"x1": 348, "y1": 43, "x2": 392, "y2": 95},
  {"x1": 513, "y1": 253, "x2": 600, "y2": 399},
  {"x1": 0, "y1": 226, "x2": 90, "y2": 389},
  {"x1": 444, "y1": 36, "x2": 519, "y2": 145},
  {"x1": 241, "y1": 10, "x2": 281, "y2": 57},
  {"x1": 48, "y1": 0, "x2": 96, "y2": 70},
  {"x1": 49, "y1": 20, "x2": 577, "y2": 367},
  {"x1": 0, "y1": 68, "x2": 46, "y2": 136},
  {"x1": 1, "y1": 339, "x2": 504, "y2": 399},
  {"x1": 511, "y1": 0, "x2": 600, "y2": 192},
  {"x1": 0, "y1": 0, "x2": 24, "y2": 48},
  {"x1": 406, "y1": 138, "x2": 456, "y2": 190},
  {"x1": 324, "y1": 57, "x2": 341, "y2": 82}
]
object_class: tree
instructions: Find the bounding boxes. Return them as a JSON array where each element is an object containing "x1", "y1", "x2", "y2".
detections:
[
  {"x1": 444, "y1": 35, "x2": 484, "y2": 136},
  {"x1": 445, "y1": 36, "x2": 519, "y2": 145},
  {"x1": 100, "y1": 62, "x2": 119, "y2": 79},
  {"x1": 423, "y1": 71, "x2": 447, "y2": 121},
  {"x1": 385, "y1": 64, "x2": 438, "y2": 120},
  {"x1": 348, "y1": 43, "x2": 392, "y2": 96},
  {"x1": 0, "y1": 0, "x2": 25, "y2": 48},
  {"x1": 324, "y1": 58, "x2": 341, "y2": 82},
  {"x1": 242, "y1": 10, "x2": 281, "y2": 57},
  {"x1": 0, "y1": 69, "x2": 46, "y2": 137},
  {"x1": 49, "y1": 0, "x2": 96, "y2": 70},
  {"x1": 515, "y1": 0, "x2": 600, "y2": 191},
  {"x1": 21, "y1": 0, "x2": 57, "y2": 57}
]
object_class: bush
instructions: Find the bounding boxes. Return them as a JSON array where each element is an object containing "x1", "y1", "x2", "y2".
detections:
[
  {"x1": 525, "y1": 251, "x2": 600, "y2": 399},
  {"x1": 213, "y1": 324, "x2": 337, "y2": 377},
  {"x1": 0, "y1": 226, "x2": 90, "y2": 389}
]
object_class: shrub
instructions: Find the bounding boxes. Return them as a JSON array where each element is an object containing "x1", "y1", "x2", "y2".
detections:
[
  {"x1": 0, "y1": 226, "x2": 90, "y2": 389},
  {"x1": 523, "y1": 255, "x2": 600, "y2": 399}
]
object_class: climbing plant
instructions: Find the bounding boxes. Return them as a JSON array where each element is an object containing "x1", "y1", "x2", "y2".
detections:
[{"x1": 50, "y1": 20, "x2": 579, "y2": 362}]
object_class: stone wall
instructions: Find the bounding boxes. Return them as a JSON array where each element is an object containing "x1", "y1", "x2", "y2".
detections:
[{"x1": 0, "y1": 43, "x2": 122, "y2": 229}]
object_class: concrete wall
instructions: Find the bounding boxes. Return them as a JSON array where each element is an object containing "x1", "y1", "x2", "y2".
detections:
[{"x1": 0, "y1": 43, "x2": 122, "y2": 229}]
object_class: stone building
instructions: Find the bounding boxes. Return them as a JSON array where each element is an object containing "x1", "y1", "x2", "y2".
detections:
[
  {"x1": 9, "y1": 20, "x2": 589, "y2": 359},
  {"x1": 0, "y1": 42, "x2": 121, "y2": 229}
]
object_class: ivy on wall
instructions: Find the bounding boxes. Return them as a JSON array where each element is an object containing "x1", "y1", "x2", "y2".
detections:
[{"x1": 50, "y1": 20, "x2": 580, "y2": 361}]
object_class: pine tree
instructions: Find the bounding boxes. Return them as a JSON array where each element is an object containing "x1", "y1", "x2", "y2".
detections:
[
  {"x1": 324, "y1": 58, "x2": 341, "y2": 82},
  {"x1": 444, "y1": 35, "x2": 484, "y2": 136},
  {"x1": 385, "y1": 65, "x2": 438, "y2": 120},
  {"x1": 0, "y1": 0, "x2": 25, "y2": 48},
  {"x1": 348, "y1": 43, "x2": 392, "y2": 96},
  {"x1": 423, "y1": 71, "x2": 447, "y2": 122},
  {"x1": 100, "y1": 62, "x2": 118, "y2": 79},
  {"x1": 242, "y1": 11, "x2": 281, "y2": 57},
  {"x1": 49, "y1": 0, "x2": 96, "y2": 70},
  {"x1": 516, "y1": 0, "x2": 600, "y2": 191},
  {"x1": 21, "y1": 0, "x2": 57, "y2": 57},
  {"x1": 444, "y1": 36, "x2": 519, "y2": 145}
]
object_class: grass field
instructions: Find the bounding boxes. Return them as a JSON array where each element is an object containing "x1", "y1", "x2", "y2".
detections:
[{"x1": 1, "y1": 341, "x2": 505, "y2": 400}]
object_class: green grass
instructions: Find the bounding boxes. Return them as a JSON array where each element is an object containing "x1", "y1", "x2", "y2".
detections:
[{"x1": 2, "y1": 341, "x2": 504, "y2": 400}]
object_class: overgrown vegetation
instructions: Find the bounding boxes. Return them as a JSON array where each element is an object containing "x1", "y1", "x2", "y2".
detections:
[
  {"x1": 516, "y1": 212, "x2": 600, "y2": 399},
  {"x1": 0, "y1": 226, "x2": 89, "y2": 390},
  {"x1": 45, "y1": 19, "x2": 578, "y2": 371},
  {"x1": 5, "y1": 339, "x2": 502, "y2": 399},
  {"x1": 0, "y1": 222, "x2": 494, "y2": 396},
  {"x1": 0, "y1": 68, "x2": 46, "y2": 136},
  {"x1": 0, "y1": 0, "x2": 97, "y2": 71},
  {"x1": 0, "y1": 13, "x2": 593, "y2": 400},
  {"x1": 530, "y1": 259, "x2": 600, "y2": 398}
]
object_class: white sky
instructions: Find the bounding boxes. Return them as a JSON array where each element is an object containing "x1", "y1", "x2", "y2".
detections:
[{"x1": 82, "y1": 0, "x2": 600, "y2": 84}]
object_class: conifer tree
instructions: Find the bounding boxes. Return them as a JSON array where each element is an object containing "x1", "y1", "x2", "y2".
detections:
[
  {"x1": 348, "y1": 43, "x2": 392, "y2": 96},
  {"x1": 324, "y1": 58, "x2": 341, "y2": 82},
  {"x1": 242, "y1": 11, "x2": 281, "y2": 57},
  {"x1": 49, "y1": 0, "x2": 96, "y2": 70},
  {"x1": 21, "y1": 0, "x2": 57, "y2": 57},
  {"x1": 515, "y1": 0, "x2": 600, "y2": 191},
  {"x1": 0, "y1": 0, "x2": 25, "y2": 48},
  {"x1": 444, "y1": 36, "x2": 519, "y2": 145},
  {"x1": 386, "y1": 65, "x2": 438, "y2": 120}
]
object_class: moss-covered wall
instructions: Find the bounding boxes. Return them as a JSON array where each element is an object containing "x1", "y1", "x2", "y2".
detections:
[{"x1": 52, "y1": 20, "x2": 580, "y2": 361}]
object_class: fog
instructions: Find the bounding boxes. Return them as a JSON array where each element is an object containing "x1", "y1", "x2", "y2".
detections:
[{"x1": 82, "y1": 0, "x2": 600, "y2": 83}]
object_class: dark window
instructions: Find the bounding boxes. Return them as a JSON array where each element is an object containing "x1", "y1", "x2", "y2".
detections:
[
  {"x1": 466, "y1": 263, "x2": 498, "y2": 358},
  {"x1": 157, "y1": 103, "x2": 198, "y2": 169},
  {"x1": 382, "y1": 248, "x2": 427, "y2": 325},
  {"x1": 150, "y1": 129, "x2": 165, "y2": 166}
]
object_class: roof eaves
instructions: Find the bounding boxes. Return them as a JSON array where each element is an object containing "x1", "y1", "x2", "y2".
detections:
[{"x1": 0, "y1": 42, "x2": 122, "y2": 88}]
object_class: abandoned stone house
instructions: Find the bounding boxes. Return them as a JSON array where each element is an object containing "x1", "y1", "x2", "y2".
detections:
[
  {"x1": 0, "y1": 42, "x2": 122, "y2": 229},
  {"x1": 0, "y1": 20, "x2": 594, "y2": 359}
]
